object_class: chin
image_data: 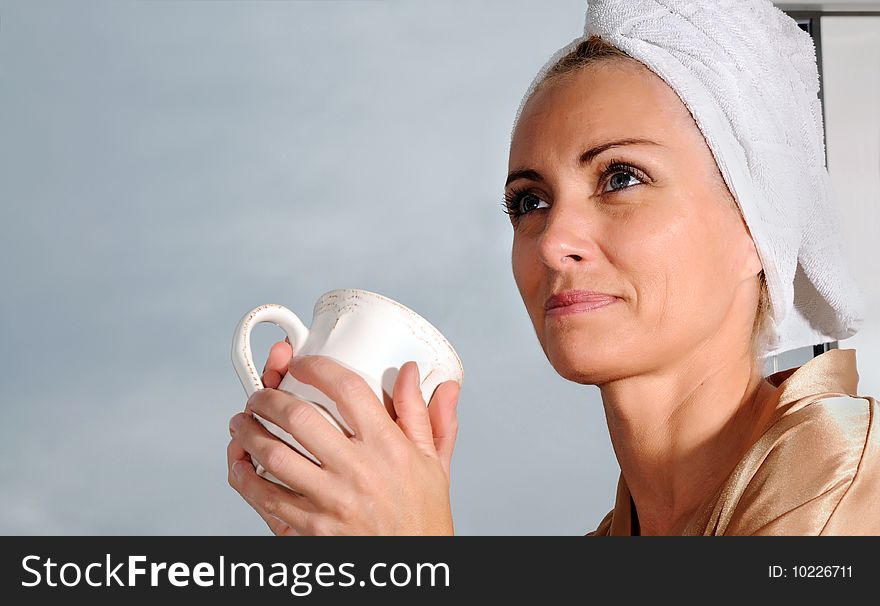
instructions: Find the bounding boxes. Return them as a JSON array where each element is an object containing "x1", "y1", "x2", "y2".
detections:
[{"x1": 543, "y1": 337, "x2": 620, "y2": 385}]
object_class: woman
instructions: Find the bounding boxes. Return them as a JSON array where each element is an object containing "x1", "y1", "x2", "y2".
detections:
[{"x1": 227, "y1": 0, "x2": 879, "y2": 535}]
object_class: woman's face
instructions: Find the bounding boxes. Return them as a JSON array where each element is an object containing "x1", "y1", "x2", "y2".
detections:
[{"x1": 507, "y1": 61, "x2": 763, "y2": 384}]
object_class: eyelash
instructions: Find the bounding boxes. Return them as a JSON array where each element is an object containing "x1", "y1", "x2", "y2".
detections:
[{"x1": 500, "y1": 158, "x2": 647, "y2": 221}]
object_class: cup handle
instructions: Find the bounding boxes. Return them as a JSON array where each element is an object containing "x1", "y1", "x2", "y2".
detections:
[{"x1": 231, "y1": 304, "x2": 310, "y2": 398}]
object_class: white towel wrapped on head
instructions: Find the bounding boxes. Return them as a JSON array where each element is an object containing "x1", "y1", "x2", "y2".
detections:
[{"x1": 510, "y1": 0, "x2": 867, "y2": 359}]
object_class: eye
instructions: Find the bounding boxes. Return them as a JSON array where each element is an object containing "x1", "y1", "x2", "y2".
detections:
[
  {"x1": 501, "y1": 187, "x2": 549, "y2": 221},
  {"x1": 604, "y1": 170, "x2": 641, "y2": 192},
  {"x1": 500, "y1": 160, "x2": 649, "y2": 223},
  {"x1": 600, "y1": 160, "x2": 648, "y2": 194}
]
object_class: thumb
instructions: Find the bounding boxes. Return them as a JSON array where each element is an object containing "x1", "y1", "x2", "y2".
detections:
[{"x1": 391, "y1": 362, "x2": 436, "y2": 458}]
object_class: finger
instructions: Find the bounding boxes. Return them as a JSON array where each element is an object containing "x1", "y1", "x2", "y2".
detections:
[
  {"x1": 227, "y1": 438, "x2": 313, "y2": 534},
  {"x1": 391, "y1": 362, "x2": 435, "y2": 458},
  {"x1": 227, "y1": 438, "x2": 296, "y2": 535},
  {"x1": 246, "y1": 387, "x2": 354, "y2": 472},
  {"x1": 261, "y1": 340, "x2": 294, "y2": 389},
  {"x1": 262, "y1": 339, "x2": 293, "y2": 374},
  {"x1": 427, "y1": 380, "x2": 460, "y2": 481},
  {"x1": 261, "y1": 369, "x2": 283, "y2": 390},
  {"x1": 287, "y1": 355, "x2": 392, "y2": 442},
  {"x1": 230, "y1": 411, "x2": 337, "y2": 510}
]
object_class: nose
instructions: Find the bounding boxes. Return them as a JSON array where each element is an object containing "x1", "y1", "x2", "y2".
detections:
[{"x1": 536, "y1": 200, "x2": 598, "y2": 270}]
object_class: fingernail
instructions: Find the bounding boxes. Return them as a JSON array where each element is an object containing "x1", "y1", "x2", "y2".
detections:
[
  {"x1": 229, "y1": 415, "x2": 243, "y2": 434},
  {"x1": 232, "y1": 460, "x2": 242, "y2": 480}
]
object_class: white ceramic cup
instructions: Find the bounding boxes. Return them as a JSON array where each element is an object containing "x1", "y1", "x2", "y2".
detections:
[{"x1": 231, "y1": 288, "x2": 464, "y2": 490}]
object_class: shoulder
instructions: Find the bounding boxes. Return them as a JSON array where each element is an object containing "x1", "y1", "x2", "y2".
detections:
[
  {"x1": 586, "y1": 509, "x2": 614, "y2": 536},
  {"x1": 723, "y1": 394, "x2": 880, "y2": 535}
]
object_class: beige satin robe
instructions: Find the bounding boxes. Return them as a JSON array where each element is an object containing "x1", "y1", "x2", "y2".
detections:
[{"x1": 588, "y1": 348, "x2": 880, "y2": 535}]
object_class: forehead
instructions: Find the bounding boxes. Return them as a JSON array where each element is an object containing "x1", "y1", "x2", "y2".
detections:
[{"x1": 510, "y1": 61, "x2": 698, "y2": 163}]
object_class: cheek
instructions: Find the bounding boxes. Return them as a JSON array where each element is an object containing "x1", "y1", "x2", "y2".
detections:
[
  {"x1": 617, "y1": 207, "x2": 722, "y2": 328},
  {"x1": 511, "y1": 237, "x2": 547, "y2": 332},
  {"x1": 511, "y1": 237, "x2": 539, "y2": 294},
  {"x1": 628, "y1": 203, "x2": 733, "y2": 342}
]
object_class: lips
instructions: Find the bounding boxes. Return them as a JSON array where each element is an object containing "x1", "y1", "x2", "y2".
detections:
[{"x1": 545, "y1": 290, "x2": 619, "y2": 311}]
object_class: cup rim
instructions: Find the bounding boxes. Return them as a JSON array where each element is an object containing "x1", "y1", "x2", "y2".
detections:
[{"x1": 313, "y1": 288, "x2": 463, "y2": 375}]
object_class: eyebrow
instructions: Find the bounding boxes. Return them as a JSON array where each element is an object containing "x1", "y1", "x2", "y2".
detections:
[{"x1": 505, "y1": 137, "x2": 663, "y2": 188}]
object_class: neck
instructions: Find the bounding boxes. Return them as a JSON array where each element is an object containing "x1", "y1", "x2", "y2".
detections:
[{"x1": 598, "y1": 341, "x2": 778, "y2": 535}]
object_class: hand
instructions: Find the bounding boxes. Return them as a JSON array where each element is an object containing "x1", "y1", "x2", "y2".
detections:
[{"x1": 227, "y1": 338, "x2": 461, "y2": 535}]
